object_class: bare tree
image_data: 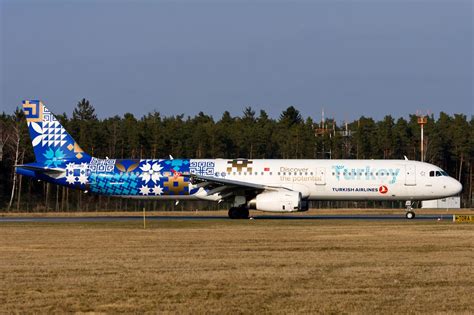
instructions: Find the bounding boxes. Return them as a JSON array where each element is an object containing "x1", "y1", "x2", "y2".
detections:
[
  {"x1": 16, "y1": 150, "x2": 25, "y2": 211},
  {"x1": 0, "y1": 120, "x2": 11, "y2": 162},
  {"x1": 7, "y1": 121, "x2": 21, "y2": 211}
]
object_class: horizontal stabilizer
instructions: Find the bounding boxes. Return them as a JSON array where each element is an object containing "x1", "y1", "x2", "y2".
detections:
[{"x1": 15, "y1": 164, "x2": 65, "y2": 176}]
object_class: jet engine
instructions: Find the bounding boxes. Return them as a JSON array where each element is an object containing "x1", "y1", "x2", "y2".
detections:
[{"x1": 248, "y1": 191, "x2": 308, "y2": 212}]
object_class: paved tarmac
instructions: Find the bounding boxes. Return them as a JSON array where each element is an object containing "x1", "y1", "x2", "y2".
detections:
[{"x1": 0, "y1": 214, "x2": 449, "y2": 223}]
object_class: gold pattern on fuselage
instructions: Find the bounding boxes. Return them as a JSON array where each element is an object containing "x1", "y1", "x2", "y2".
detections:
[
  {"x1": 163, "y1": 176, "x2": 188, "y2": 194},
  {"x1": 115, "y1": 161, "x2": 140, "y2": 173},
  {"x1": 226, "y1": 159, "x2": 253, "y2": 173}
]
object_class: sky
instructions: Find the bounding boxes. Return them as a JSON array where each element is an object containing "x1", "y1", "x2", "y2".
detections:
[{"x1": 1, "y1": 0, "x2": 472, "y2": 122}]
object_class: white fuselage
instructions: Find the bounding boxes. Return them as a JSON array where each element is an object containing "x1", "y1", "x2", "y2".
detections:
[{"x1": 189, "y1": 159, "x2": 461, "y2": 201}]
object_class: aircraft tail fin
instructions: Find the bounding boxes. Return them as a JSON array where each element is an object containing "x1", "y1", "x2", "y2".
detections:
[{"x1": 22, "y1": 100, "x2": 91, "y2": 165}]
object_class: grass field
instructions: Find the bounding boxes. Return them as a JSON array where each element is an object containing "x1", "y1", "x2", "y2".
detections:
[
  {"x1": 1, "y1": 217, "x2": 473, "y2": 313},
  {"x1": 1, "y1": 207, "x2": 473, "y2": 217}
]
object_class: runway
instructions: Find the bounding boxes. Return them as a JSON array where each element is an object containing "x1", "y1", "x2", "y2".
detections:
[{"x1": 0, "y1": 214, "x2": 449, "y2": 223}]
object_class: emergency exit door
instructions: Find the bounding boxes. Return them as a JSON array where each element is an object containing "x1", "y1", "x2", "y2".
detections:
[
  {"x1": 405, "y1": 165, "x2": 416, "y2": 186},
  {"x1": 315, "y1": 168, "x2": 326, "y2": 185}
]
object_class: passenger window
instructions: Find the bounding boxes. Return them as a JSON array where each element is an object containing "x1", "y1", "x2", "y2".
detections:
[{"x1": 429, "y1": 171, "x2": 434, "y2": 177}]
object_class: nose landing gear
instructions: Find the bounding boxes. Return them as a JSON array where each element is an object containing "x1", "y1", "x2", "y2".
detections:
[{"x1": 405, "y1": 201, "x2": 415, "y2": 219}]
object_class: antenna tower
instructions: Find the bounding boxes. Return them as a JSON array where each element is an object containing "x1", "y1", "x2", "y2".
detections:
[{"x1": 416, "y1": 110, "x2": 429, "y2": 162}]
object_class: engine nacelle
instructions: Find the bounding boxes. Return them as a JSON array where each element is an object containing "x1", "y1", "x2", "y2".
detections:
[{"x1": 249, "y1": 191, "x2": 308, "y2": 212}]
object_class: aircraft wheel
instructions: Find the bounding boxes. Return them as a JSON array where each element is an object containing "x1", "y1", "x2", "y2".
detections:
[
  {"x1": 228, "y1": 207, "x2": 249, "y2": 219},
  {"x1": 228, "y1": 207, "x2": 238, "y2": 219},
  {"x1": 405, "y1": 211, "x2": 415, "y2": 220},
  {"x1": 239, "y1": 207, "x2": 249, "y2": 219}
]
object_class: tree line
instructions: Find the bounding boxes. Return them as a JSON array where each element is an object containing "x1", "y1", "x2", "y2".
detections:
[{"x1": 0, "y1": 99, "x2": 472, "y2": 211}]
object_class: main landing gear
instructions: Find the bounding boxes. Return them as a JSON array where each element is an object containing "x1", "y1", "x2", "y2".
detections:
[
  {"x1": 405, "y1": 201, "x2": 415, "y2": 219},
  {"x1": 228, "y1": 206, "x2": 249, "y2": 219}
]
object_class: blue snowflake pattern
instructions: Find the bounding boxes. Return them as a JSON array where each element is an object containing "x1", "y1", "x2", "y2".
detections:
[
  {"x1": 43, "y1": 148, "x2": 65, "y2": 168},
  {"x1": 165, "y1": 159, "x2": 189, "y2": 171}
]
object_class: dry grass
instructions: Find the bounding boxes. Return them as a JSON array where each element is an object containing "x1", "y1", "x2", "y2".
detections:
[
  {"x1": 1, "y1": 207, "x2": 473, "y2": 217},
  {"x1": 0, "y1": 219, "x2": 473, "y2": 314}
]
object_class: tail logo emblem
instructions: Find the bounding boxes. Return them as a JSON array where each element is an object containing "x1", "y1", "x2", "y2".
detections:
[{"x1": 23, "y1": 100, "x2": 44, "y2": 122}]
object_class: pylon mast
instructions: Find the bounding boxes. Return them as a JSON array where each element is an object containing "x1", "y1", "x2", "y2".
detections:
[{"x1": 417, "y1": 113, "x2": 427, "y2": 162}]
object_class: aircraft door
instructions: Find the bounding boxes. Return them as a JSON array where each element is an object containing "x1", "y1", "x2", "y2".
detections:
[
  {"x1": 315, "y1": 168, "x2": 326, "y2": 185},
  {"x1": 405, "y1": 165, "x2": 416, "y2": 186}
]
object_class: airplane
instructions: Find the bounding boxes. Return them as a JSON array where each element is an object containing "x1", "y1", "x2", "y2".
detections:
[{"x1": 16, "y1": 100, "x2": 462, "y2": 219}]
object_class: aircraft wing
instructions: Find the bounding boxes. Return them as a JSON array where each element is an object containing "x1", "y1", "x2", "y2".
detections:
[{"x1": 189, "y1": 174, "x2": 285, "y2": 201}]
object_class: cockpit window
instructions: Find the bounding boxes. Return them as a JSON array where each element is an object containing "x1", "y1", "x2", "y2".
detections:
[{"x1": 430, "y1": 170, "x2": 448, "y2": 177}]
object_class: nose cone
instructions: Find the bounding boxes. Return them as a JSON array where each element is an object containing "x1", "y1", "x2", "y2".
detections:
[{"x1": 449, "y1": 178, "x2": 463, "y2": 196}]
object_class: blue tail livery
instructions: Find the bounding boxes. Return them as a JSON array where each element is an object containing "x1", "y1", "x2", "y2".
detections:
[{"x1": 23, "y1": 100, "x2": 91, "y2": 164}]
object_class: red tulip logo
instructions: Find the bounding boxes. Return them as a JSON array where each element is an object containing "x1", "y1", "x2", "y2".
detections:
[{"x1": 379, "y1": 185, "x2": 388, "y2": 194}]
